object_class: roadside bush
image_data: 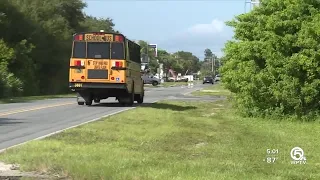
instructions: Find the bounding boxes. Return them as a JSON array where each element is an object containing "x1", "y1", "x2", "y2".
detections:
[{"x1": 220, "y1": 0, "x2": 320, "y2": 120}]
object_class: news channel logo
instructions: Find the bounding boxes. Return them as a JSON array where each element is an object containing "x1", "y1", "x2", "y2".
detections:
[{"x1": 290, "y1": 147, "x2": 307, "y2": 164}]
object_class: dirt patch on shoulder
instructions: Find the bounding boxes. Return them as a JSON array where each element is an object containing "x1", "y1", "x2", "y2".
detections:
[{"x1": 0, "y1": 161, "x2": 53, "y2": 179}]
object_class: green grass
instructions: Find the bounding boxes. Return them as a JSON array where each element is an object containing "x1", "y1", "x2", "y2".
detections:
[
  {"x1": 144, "y1": 81, "x2": 189, "y2": 88},
  {"x1": 0, "y1": 97, "x2": 319, "y2": 179},
  {"x1": 161, "y1": 81, "x2": 188, "y2": 87},
  {"x1": 0, "y1": 93, "x2": 76, "y2": 104},
  {"x1": 192, "y1": 83, "x2": 232, "y2": 97}
]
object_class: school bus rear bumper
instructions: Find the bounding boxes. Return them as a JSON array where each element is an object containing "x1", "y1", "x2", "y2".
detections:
[{"x1": 69, "y1": 82, "x2": 126, "y2": 89}]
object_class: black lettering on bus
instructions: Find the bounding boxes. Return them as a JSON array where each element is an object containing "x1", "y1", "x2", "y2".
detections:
[{"x1": 106, "y1": 36, "x2": 112, "y2": 41}]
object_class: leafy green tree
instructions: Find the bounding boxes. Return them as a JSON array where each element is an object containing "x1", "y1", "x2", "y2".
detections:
[
  {"x1": 138, "y1": 40, "x2": 149, "y2": 55},
  {"x1": 81, "y1": 15, "x2": 118, "y2": 33},
  {"x1": 171, "y1": 51, "x2": 200, "y2": 75},
  {"x1": 200, "y1": 49, "x2": 220, "y2": 77},
  {"x1": 221, "y1": 0, "x2": 320, "y2": 120},
  {"x1": 0, "y1": 0, "x2": 119, "y2": 97},
  {"x1": 0, "y1": 40, "x2": 23, "y2": 97},
  {"x1": 204, "y1": 48, "x2": 213, "y2": 59}
]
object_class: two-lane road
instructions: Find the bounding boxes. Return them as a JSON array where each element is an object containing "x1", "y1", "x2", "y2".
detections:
[{"x1": 0, "y1": 84, "x2": 206, "y2": 151}]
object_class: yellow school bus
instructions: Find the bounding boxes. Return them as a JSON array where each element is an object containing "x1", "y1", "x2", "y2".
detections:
[{"x1": 69, "y1": 31, "x2": 144, "y2": 106}]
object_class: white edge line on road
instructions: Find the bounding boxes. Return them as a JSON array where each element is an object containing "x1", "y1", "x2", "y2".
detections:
[
  {"x1": 0, "y1": 100, "x2": 160, "y2": 154},
  {"x1": 182, "y1": 87, "x2": 204, "y2": 95}
]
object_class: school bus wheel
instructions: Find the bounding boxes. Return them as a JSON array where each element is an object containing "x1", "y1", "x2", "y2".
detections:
[
  {"x1": 127, "y1": 85, "x2": 134, "y2": 106},
  {"x1": 85, "y1": 100, "x2": 92, "y2": 106},
  {"x1": 137, "y1": 93, "x2": 144, "y2": 104},
  {"x1": 78, "y1": 102, "x2": 84, "y2": 105}
]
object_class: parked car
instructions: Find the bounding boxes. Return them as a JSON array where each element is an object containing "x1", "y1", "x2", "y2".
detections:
[
  {"x1": 141, "y1": 74, "x2": 161, "y2": 86},
  {"x1": 167, "y1": 77, "x2": 188, "y2": 82},
  {"x1": 203, "y1": 76, "x2": 214, "y2": 84},
  {"x1": 214, "y1": 74, "x2": 221, "y2": 82}
]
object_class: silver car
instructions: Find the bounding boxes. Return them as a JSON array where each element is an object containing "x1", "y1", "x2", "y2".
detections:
[
  {"x1": 141, "y1": 74, "x2": 161, "y2": 86},
  {"x1": 214, "y1": 74, "x2": 221, "y2": 82}
]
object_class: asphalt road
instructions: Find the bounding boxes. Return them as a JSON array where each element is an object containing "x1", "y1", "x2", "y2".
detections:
[{"x1": 0, "y1": 83, "x2": 210, "y2": 151}]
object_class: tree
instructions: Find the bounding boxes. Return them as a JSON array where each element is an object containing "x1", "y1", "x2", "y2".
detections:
[
  {"x1": 220, "y1": 0, "x2": 320, "y2": 120},
  {"x1": 137, "y1": 40, "x2": 147, "y2": 55},
  {"x1": 0, "y1": 0, "x2": 119, "y2": 97},
  {"x1": 172, "y1": 51, "x2": 200, "y2": 75},
  {"x1": 137, "y1": 41, "x2": 201, "y2": 76},
  {"x1": 80, "y1": 15, "x2": 117, "y2": 33},
  {"x1": 0, "y1": 39, "x2": 23, "y2": 98},
  {"x1": 204, "y1": 48, "x2": 213, "y2": 59},
  {"x1": 200, "y1": 49, "x2": 220, "y2": 77}
]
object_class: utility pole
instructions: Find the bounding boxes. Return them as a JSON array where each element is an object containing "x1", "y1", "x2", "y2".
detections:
[
  {"x1": 146, "y1": 45, "x2": 149, "y2": 64},
  {"x1": 244, "y1": 0, "x2": 260, "y2": 13},
  {"x1": 213, "y1": 56, "x2": 216, "y2": 76},
  {"x1": 211, "y1": 57, "x2": 213, "y2": 72},
  {"x1": 211, "y1": 56, "x2": 216, "y2": 76}
]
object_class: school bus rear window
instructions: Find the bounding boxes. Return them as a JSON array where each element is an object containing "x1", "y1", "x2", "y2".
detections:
[
  {"x1": 72, "y1": 42, "x2": 125, "y2": 60},
  {"x1": 73, "y1": 42, "x2": 86, "y2": 58},
  {"x1": 111, "y1": 43, "x2": 124, "y2": 59},
  {"x1": 87, "y1": 42, "x2": 110, "y2": 59}
]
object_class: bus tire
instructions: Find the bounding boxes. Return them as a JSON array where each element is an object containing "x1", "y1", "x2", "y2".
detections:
[
  {"x1": 85, "y1": 99, "x2": 92, "y2": 106},
  {"x1": 137, "y1": 93, "x2": 144, "y2": 104},
  {"x1": 127, "y1": 85, "x2": 134, "y2": 106},
  {"x1": 78, "y1": 102, "x2": 84, "y2": 105}
]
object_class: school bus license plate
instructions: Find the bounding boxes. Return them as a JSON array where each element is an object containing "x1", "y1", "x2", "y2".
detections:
[{"x1": 74, "y1": 83, "x2": 83, "y2": 87}]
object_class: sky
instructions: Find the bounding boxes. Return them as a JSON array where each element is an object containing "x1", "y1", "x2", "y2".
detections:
[{"x1": 83, "y1": 0, "x2": 250, "y2": 60}]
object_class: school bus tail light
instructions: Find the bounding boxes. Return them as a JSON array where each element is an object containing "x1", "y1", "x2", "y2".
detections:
[
  {"x1": 114, "y1": 35, "x2": 124, "y2": 42},
  {"x1": 116, "y1": 61, "x2": 123, "y2": 67},
  {"x1": 74, "y1": 34, "x2": 83, "y2": 41},
  {"x1": 113, "y1": 61, "x2": 123, "y2": 67},
  {"x1": 74, "y1": 60, "x2": 84, "y2": 66}
]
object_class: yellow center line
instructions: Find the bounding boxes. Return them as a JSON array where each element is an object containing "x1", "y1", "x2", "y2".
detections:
[{"x1": 0, "y1": 102, "x2": 75, "y2": 117}]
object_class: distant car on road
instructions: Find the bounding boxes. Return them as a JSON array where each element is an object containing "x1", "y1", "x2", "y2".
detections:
[
  {"x1": 214, "y1": 74, "x2": 221, "y2": 82},
  {"x1": 141, "y1": 74, "x2": 161, "y2": 86},
  {"x1": 203, "y1": 76, "x2": 214, "y2": 84}
]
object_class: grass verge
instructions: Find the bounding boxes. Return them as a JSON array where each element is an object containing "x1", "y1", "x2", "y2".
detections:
[
  {"x1": 144, "y1": 81, "x2": 189, "y2": 88},
  {"x1": 145, "y1": 80, "x2": 199, "y2": 88},
  {"x1": 0, "y1": 86, "x2": 319, "y2": 179},
  {"x1": 161, "y1": 81, "x2": 188, "y2": 87},
  {"x1": 145, "y1": 82, "x2": 188, "y2": 88},
  {"x1": 0, "y1": 93, "x2": 76, "y2": 104},
  {"x1": 191, "y1": 83, "x2": 232, "y2": 97}
]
